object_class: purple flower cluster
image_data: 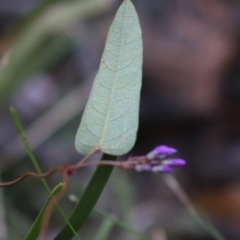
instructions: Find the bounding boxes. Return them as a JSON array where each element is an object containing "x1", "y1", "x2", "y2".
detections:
[{"x1": 134, "y1": 145, "x2": 186, "y2": 173}]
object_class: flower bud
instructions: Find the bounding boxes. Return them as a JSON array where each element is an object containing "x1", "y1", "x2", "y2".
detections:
[
  {"x1": 162, "y1": 158, "x2": 186, "y2": 167},
  {"x1": 135, "y1": 164, "x2": 152, "y2": 172},
  {"x1": 146, "y1": 145, "x2": 177, "y2": 160},
  {"x1": 152, "y1": 165, "x2": 173, "y2": 173}
]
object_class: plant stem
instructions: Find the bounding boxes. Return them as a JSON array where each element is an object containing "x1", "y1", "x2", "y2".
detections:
[{"x1": 54, "y1": 154, "x2": 117, "y2": 240}]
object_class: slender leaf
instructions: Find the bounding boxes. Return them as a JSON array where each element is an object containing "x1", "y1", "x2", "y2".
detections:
[
  {"x1": 24, "y1": 183, "x2": 65, "y2": 240},
  {"x1": 54, "y1": 154, "x2": 117, "y2": 240},
  {"x1": 75, "y1": 0, "x2": 143, "y2": 156},
  {"x1": 10, "y1": 106, "x2": 46, "y2": 176}
]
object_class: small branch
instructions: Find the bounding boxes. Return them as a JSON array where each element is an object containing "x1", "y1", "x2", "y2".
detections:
[
  {"x1": 0, "y1": 156, "x2": 157, "y2": 188},
  {"x1": 0, "y1": 159, "x2": 126, "y2": 187},
  {"x1": 0, "y1": 167, "x2": 63, "y2": 187},
  {"x1": 80, "y1": 160, "x2": 125, "y2": 168},
  {"x1": 73, "y1": 147, "x2": 101, "y2": 169}
]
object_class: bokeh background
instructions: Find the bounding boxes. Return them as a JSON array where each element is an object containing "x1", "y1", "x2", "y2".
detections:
[{"x1": 0, "y1": 0, "x2": 240, "y2": 239}]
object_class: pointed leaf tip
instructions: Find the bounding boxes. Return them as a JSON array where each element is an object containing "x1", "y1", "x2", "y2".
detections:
[{"x1": 75, "y1": 0, "x2": 142, "y2": 156}]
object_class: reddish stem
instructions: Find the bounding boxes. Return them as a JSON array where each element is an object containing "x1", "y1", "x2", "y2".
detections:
[
  {"x1": 0, "y1": 153, "x2": 143, "y2": 188},
  {"x1": 0, "y1": 167, "x2": 64, "y2": 187}
]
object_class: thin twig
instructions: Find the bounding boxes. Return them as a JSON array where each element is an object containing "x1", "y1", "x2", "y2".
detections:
[
  {"x1": 0, "y1": 160, "x2": 125, "y2": 187},
  {"x1": 0, "y1": 167, "x2": 63, "y2": 187},
  {"x1": 73, "y1": 147, "x2": 101, "y2": 168}
]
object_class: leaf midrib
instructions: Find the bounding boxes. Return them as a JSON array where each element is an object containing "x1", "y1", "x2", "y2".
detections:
[{"x1": 99, "y1": 0, "x2": 128, "y2": 147}]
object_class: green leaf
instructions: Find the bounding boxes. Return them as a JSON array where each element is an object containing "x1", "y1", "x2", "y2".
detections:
[
  {"x1": 75, "y1": 0, "x2": 143, "y2": 156},
  {"x1": 24, "y1": 183, "x2": 65, "y2": 240}
]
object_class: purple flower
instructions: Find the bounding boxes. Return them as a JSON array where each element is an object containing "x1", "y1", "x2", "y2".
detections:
[
  {"x1": 132, "y1": 145, "x2": 185, "y2": 174},
  {"x1": 135, "y1": 164, "x2": 152, "y2": 172},
  {"x1": 146, "y1": 145, "x2": 177, "y2": 160},
  {"x1": 152, "y1": 165, "x2": 173, "y2": 173},
  {"x1": 162, "y1": 158, "x2": 186, "y2": 167}
]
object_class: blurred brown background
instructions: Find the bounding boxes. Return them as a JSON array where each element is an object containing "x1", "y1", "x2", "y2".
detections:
[{"x1": 0, "y1": 0, "x2": 240, "y2": 239}]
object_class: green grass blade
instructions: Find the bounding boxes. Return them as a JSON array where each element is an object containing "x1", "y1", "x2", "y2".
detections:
[
  {"x1": 94, "y1": 209, "x2": 151, "y2": 240},
  {"x1": 9, "y1": 107, "x2": 81, "y2": 240},
  {"x1": 24, "y1": 183, "x2": 66, "y2": 240},
  {"x1": 93, "y1": 218, "x2": 114, "y2": 240},
  {"x1": 54, "y1": 154, "x2": 117, "y2": 240},
  {"x1": 10, "y1": 107, "x2": 43, "y2": 175}
]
